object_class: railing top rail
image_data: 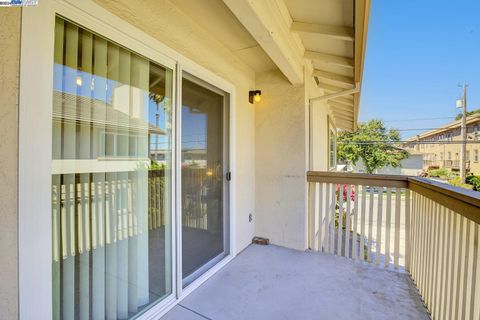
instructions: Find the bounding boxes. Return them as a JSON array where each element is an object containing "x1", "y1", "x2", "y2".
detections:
[
  {"x1": 306, "y1": 171, "x2": 480, "y2": 223},
  {"x1": 307, "y1": 171, "x2": 408, "y2": 188},
  {"x1": 408, "y1": 177, "x2": 480, "y2": 223}
]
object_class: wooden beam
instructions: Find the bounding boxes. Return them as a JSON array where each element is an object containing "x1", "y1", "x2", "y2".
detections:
[
  {"x1": 313, "y1": 69, "x2": 355, "y2": 86},
  {"x1": 329, "y1": 100, "x2": 354, "y2": 111},
  {"x1": 304, "y1": 50, "x2": 354, "y2": 68},
  {"x1": 333, "y1": 117, "x2": 354, "y2": 130},
  {"x1": 332, "y1": 96, "x2": 354, "y2": 105},
  {"x1": 223, "y1": 0, "x2": 304, "y2": 85},
  {"x1": 333, "y1": 112, "x2": 354, "y2": 122},
  {"x1": 316, "y1": 81, "x2": 348, "y2": 93},
  {"x1": 291, "y1": 21, "x2": 354, "y2": 41},
  {"x1": 333, "y1": 110, "x2": 354, "y2": 122}
]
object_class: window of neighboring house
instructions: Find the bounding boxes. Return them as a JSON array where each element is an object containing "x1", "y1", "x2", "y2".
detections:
[
  {"x1": 448, "y1": 152, "x2": 452, "y2": 160},
  {"x1": 440, "y1": 152, "x2": 444, "y2": 160},
  {"x1": 475, "y1": 150, "x2": 479, "y2": 163},
  {"x1": 51, "y1": 17, "x2": 174, "y2": 319},
  {"x1": 466, "y1": 150, "x2": 470, "y2": 161}
]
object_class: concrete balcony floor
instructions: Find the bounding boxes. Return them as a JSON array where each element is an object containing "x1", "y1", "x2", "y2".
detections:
[{"x1": 162, "y1": 244, "x2": 429, "y2": 320}]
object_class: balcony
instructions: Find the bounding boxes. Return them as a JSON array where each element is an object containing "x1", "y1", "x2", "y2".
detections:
[{"x1": 162, "y1": 171, "x2": 480, "y2": 320}]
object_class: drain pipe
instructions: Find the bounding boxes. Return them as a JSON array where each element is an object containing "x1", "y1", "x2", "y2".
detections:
[{"x1": 310, "y1": 82, "x2": 360, "y2": 103}]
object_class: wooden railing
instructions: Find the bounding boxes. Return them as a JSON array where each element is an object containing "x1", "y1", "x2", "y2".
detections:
[{"x1": 307, "y1": 171, "x2": 480, "y2": 320}]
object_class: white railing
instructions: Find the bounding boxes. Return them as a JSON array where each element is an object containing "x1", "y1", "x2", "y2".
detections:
[
  {"x1": 308, "y1": 172, "x2": 409, "y2": 268},
  {"x1": 308, "y1": 171, "x2": 480, "y2": 320}
]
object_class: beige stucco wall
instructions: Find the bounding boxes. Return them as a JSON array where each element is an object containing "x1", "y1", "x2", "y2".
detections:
[
  {"x1": 0, "y1": 8, "x2": 21, "y2": 320},
  {"x1": 254, "y1": 70, "x2": 309, "y2": 251},
  {"x1": 94, "y1": 0, "x2": 257, "y2": 253}
]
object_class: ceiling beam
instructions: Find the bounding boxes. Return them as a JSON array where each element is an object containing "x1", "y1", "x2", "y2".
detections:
[
  {"x1": 313, "y1": 69, "x2": 355, "y2": 86},
  {"x1": 316, "y1": 81, "x2": 348, "y2": 93},
  {"x1": 291, "y1": 21, "x2": 354, "y2": 41},
  {"x1": 304, "y1": 50, "x2": 354, "y2": 69},
  {"x1": 334, "y1": 113, "x2": 354, "y2": 123},
  {"x1": 332, "y1": 96, "x2": 354, "y2": 105},
  {"x1": 333, "y1": 117, "x2": 354, "y2": 131},
  {"x1": 329, "y1": 101, "x2": 354, "y2": 112},
  {"x1": 223, "y1": 0, "x2": 304, "y2": 85},
  {"x1": 333, "y1": 110, "x2": 354, "y2": 121}
]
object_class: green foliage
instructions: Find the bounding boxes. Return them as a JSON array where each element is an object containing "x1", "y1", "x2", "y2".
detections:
[
  {"x1": 448, "y1": 177, "x2": 473, "y2": 190},
  {"x1": 455, "y1": 108, "x2": 480, "y2": 120},
  {"x1": 428, "y1": 168, "x2": 452, "y2": 179},
  {"x1": 466, "y1": 175, "x2": 480, "y2": 191},
  {"x1": 149, "y1": 159, "x2": 165, "y2": 170},
  {"x1": 337, "y1": 119, "x2": 409, "y2": 174}
]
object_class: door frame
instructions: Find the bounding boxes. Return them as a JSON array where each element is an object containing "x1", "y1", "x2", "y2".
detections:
[
  {"x1": 174, "y1": 63, "x2": 236, "y2": 300},
  {"x1": 18, "y1": 0, "x2": 237, "y2": 319},
  {"x1": 178, "y1": 71, "x2": 231, "y2": 289}
]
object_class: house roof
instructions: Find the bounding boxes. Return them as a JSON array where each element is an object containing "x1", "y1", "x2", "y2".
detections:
[
  {"x1": 406, "y1": 113, "x2": 480, "y2": 142},
  {"x1": 53, "y1": 91, "x2": 167, "y2": 135}
]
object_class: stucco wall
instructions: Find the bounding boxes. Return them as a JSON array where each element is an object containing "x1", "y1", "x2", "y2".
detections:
[
  {"x1": 93, "y1": 0, "x2": 257, "y2": 253},
  {"x1": 0, "y1": 8, "x2": 21, "y2": 320},
  {"x1": 254, "y1": 70, "x2": 308, "y2": 251},
  {"x1": 310, "y1": 99, "x2": 330, "y2": 171}
]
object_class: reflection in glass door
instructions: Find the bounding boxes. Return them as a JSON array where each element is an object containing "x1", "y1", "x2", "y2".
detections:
[
  {"x1": 51, "y1": 17, "x2": 173, "y2": 319},
  {"x1": 181, "y1": 73, "x2": 229, "y2": 287}
]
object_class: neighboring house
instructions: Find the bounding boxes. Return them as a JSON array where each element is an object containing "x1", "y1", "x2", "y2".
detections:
[
  {"x1": 1, "y1": 1, "x2": 370, "y2": 319},
  {"x1": 404, "y1": 114, "x2": 480, "y2": 175},
  {"x1": 351, "y1": 154, "x2": 423, "y2": 176}
]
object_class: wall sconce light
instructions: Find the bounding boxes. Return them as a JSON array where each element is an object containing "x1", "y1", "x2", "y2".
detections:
[{"x1": 249, "y1": 90, "x2": 262, "y2": 104}]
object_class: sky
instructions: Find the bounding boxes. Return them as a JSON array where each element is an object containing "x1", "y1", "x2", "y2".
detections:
[{"x1": 359, "y1": 0, "x2": 480, "y2": 139}]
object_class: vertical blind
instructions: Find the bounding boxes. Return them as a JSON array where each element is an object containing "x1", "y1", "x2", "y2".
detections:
[{"x1": 52, "y1": 17, "x2": 173, "y2": 320}]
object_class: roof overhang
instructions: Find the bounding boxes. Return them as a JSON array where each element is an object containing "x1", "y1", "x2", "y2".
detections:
[{"x1": 223, "y1": 0, "x2": 371, "y2": 131}]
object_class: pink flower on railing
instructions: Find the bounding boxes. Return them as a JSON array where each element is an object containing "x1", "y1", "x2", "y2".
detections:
[{"x1": 336, "y1": 184, "x2": 355, "y2": 202}]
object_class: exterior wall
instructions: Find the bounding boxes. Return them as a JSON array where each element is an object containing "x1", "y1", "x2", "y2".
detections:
[
  {"x1": 0, "y1": 8, "x2": 21, "y2": 320},
  {"x1": 406, "y1": 118, "x2": 480, "y2": 175},
  {"x1": 353, "y1": 155, "x2": 423, "y2": 176},
  {"x1": 254, "y1": 69, "x2": 308, "y2": 251},
  {"x1": 310, "y1": 95, "x2": 332, "y2": 171},
  {"x1": 93, "y1": 0, "x2": 257, "y2": 253}
]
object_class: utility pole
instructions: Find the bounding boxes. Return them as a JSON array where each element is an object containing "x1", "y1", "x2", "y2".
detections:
[{"x1": 458, "y1": 83, "x2": 468, "y2": 183}]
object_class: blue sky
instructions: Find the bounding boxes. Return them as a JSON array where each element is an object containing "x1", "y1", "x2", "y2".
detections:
[{"x1": 359, "y1": 0, "x2": 480, "y2": 139}]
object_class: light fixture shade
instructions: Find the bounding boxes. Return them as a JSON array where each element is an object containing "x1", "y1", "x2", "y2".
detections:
[{"x1": 249, "y1": 90, "x2": 261, "y2": 104}]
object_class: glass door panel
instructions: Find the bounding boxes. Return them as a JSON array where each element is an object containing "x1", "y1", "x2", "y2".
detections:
[
  {"x1": 181, "y1": 73, "x2": 229, "y2": 287},
  {"x1": 51, "y1": 17, "x2": 173, "y2": 319}
]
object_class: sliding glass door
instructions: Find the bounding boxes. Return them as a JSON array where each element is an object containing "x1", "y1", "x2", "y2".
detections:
[
  {"x1": 50, "y1": 16, "x2": 231, "y2": 319},
  {"x1": 51, "y1": 17, "x2": 173, "y2": 319},
  {"x1": 181, "y1": 73, "x2": 230, "y2": 287}
]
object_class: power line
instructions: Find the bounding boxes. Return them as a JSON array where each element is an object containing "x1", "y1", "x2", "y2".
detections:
[
  {"x1": 338, "y1": 140, "x2": 480, "y2": 145},
  {"x1": 383, "y1": 116, "x2": 456, "y2": 122},
  {"x1": 392, "y1": 126, "x2": 479, "y2": 131}
]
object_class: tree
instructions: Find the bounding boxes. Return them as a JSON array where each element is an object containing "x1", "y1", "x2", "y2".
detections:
[
  {"x1": 455, "y1": 108, "x2": 480, "y2": 120},
  {"x1": 337, "y1": 119, "x2": 409, "y2": 174}
]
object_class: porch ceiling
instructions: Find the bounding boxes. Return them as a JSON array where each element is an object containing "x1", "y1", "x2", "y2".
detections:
[
  {"x1": 287, "y1": 0, "x2": 369, "y2": 131},
  {"x1": 222, "y1": 0, "x2": 371, "y2": 131},
  {"x1": 161, "y1": 245, "x2": 429, "y2": 320},
  {"x1": 172, "y1": 0, "x2": 277, "y2": 73}
]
